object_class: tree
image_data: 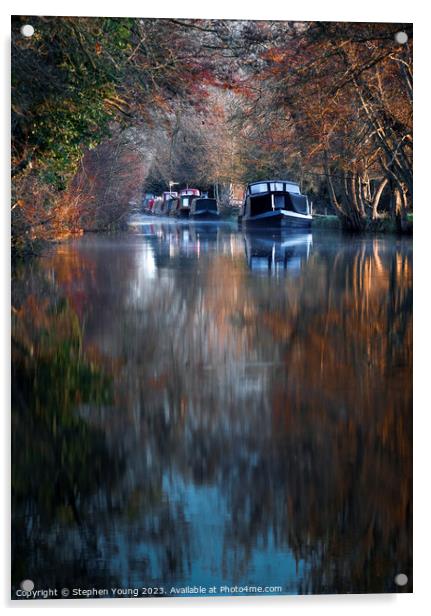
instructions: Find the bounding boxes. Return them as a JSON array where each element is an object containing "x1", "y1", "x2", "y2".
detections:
[
  {"x1": 232, "y1": 21, "x2": 413, "y2": 230},
  {"x1": 12, "y1": 17, "x2": 413, "y2": 245},
  {"x1": 11, "y1": 16, "x2": 225, "y2": 249}
]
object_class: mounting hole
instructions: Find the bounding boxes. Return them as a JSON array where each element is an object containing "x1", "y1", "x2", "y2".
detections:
[
  {"x1": 395, "y1": 31, "x2": 408, "y2": 45},
  {"x1": 395, "y1": 573, "x2": 408, "y2": 586},
  {"x1": 20, "y1": 24, "x2": 35, "y2": 38},
  {"x1": 20, "y1": 579, "x2": 35, "y2": 591}
]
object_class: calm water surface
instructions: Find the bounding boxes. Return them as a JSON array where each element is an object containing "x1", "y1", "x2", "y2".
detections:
[{"x1": 12, "y1": 218, "x2": 412, "y2": 597}]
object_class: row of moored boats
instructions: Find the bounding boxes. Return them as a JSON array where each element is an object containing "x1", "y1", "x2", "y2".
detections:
[
  {"x1": 143, "y1": 188, "x2": 219, "y2": 221},
  {"x1": 143, "y1": 180, "x2": 312, "y2": 228}
]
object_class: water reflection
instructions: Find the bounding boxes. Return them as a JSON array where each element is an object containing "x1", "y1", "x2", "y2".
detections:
[
  {"x1": 12, "y1": 221, "x2": 412, "y2": 596},
  {"x1": 244, "y1": 232, "x2": 312, "y2": 275}
]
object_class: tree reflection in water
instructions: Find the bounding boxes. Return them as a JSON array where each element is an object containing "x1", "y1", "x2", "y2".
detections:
[{"x1": 12, "y1": 224, "x2": 412, "y2": 596}]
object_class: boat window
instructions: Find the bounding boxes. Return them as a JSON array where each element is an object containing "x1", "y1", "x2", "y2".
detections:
[
  {"x1": 270, "y1": 182, "x2": 284, "y2": 192},
  {"x1": 182, "y1": 197, "x2": 190, "y2": 206},
  {"x1": 283, "y1": 193, "x2": 295, "y2": 212},
  {"x1": 289, "y1": 194, "x2": 309, "y2": 215},
  {"x1": 274, "y1": 195, "x2": 285, "y2": 209},
  {"x1": 285, "y1": 182, "x2": 301, "y2": 194},
  {"x1": 250, "y1": 183, "x2": 268, "y2": 194}
]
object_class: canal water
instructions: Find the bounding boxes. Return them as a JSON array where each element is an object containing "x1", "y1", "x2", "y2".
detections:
[{"x1": 11, "y1": 218, "x2": 412, "y2": 597}]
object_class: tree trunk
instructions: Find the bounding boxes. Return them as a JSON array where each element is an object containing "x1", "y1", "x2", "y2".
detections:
[
  {"x1": 394, "y1": 187, "x2": 408, "y2": 232},
  {"x1": 371, "y1": 177, "x2": 389, "y2": 220}
]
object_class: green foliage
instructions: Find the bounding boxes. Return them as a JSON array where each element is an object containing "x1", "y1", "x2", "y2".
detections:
[
  {"x1": 12, "y1": 17, "x2": 126, "y2": 187},
  {"x1": 11, "y1": 15, "x2": 220, "y2": 249}
]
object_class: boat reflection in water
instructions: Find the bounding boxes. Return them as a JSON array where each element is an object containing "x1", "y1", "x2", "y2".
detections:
[
  {"x1": 243, "y1": 231, "x2": 313, "y2": 275},
  {"x1": 129, "y1": 221, "x2": 313, "y2": 274}
]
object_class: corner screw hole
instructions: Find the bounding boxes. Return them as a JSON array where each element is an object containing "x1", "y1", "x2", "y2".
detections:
[
  {"x1": 20, "y1": 579, "x2": 35, "y2": 591},
  {"x1": 395, "y1": 573, "x2": 408, "y2": 586},
  {"x1": 395, "y1": 31, "x2": 408, "y2": 45},
  {"x1": 20, "y1": 25, "x2": 35, "y2": 38}
]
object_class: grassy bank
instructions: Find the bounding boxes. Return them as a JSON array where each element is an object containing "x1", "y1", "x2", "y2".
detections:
[
  {"x1": 312, "y1": 214, "x2": 413, "y2": 234},
  {"x1": 312, "y1": 215, "x2": 340, "y2": 230}
]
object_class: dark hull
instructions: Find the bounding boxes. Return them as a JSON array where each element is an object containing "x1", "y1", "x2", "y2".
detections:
[
  {"x1": 176, "y1": 209, "x2": 190, "y2": 219},
  {"x1": 190, "y1": 211, "x2": 220, "y2": 221},
  {"x1": 239, "y1": 211, "x2": 312, "y2": 229}
]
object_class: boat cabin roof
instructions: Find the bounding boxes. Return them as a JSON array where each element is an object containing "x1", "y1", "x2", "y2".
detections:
[
  {"x1": 180, "y1": 188, "x2": 200, "y2": 196},
  {"x1": 246, "y1": 180, "x2": 301, "y2": 195}
]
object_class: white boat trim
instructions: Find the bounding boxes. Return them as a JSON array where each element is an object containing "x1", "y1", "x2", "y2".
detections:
[{"x1": 244, "y1": 209, "x2": 312, "y2": 221}]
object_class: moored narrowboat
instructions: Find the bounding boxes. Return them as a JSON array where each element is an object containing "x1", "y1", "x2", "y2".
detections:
[
  {"x1": 238, "y1": 180, "x2": 312, "y2": 228},
  {"x1": 190, "y1": 197, "x2": 219, "y2": 220},
  {"x1": 142, "y1": 192, "x2": 156, "y2": 214},
  {"x1": 152, "y1": 197, "x2": 163, "y2": 215},
  {"x1": 175, "y1": 188, "x2": 201, "y2": 218},
  {"x1": 156, "y1": 191, "x2": 178, "y2": 216},
  {"x1": 168, "y1": 197, "x2": 180, "y2": 217}
]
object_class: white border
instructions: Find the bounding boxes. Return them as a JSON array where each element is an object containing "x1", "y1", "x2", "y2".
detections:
[{"x1": 2, "y1": 1, "x2": 429, "y2": 614}]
